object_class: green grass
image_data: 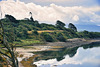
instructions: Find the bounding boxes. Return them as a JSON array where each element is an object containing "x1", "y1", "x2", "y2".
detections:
[
  {"x1": 22, "y1": 40, "x2": 41, "y2": 44},
  {"x1": 14, "y1": 39, "x2": 45, "y2": 47}
]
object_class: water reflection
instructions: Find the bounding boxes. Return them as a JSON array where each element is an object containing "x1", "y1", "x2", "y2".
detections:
[
  {"x1": 34, "y1": 47, "x2": 78, "y2": 61},
  {"x1": 33, "y1": 42, "x2": 100, "y2": 67}
]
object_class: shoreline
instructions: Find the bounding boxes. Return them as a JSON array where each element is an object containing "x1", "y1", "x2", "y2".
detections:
[
  {"x1": 17, "y1": 38, "x2": 100, "y2": 67},
  {"x1": 45, "y1": 38, "x2": 100, "y2": 48},
  {"x1": 16, "y1": 38, "x2": 100, "y2": 53}
]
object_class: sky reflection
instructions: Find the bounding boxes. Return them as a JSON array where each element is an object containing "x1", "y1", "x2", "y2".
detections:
[{"x1": 34, "y1": 47, "x2": 100, "y2": 67}]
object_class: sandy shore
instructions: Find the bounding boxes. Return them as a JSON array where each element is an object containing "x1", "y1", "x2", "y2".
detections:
[{"x1": 16, "y1": 38, "x2": 100, "y2": 53}]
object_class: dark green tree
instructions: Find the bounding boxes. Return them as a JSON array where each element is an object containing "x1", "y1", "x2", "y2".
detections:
[
  {"x1": 56, "y1": 20, "x2": 65, "y2": 30},
  {"x1": 68, "y1": 23, "x2": 77, "y2": 32},
  {"x1": 56, "y1": 20, "x2": 65, "y2": 27},
  {"x1": 5, "y1": 14, "x2": 18, "y2": 23},
  {"x1": 34, "y1": 20, "x2": 40, "y2": 27},
  {"x1": 29, "y1": 12, "x2": 34, "y2": 22},
  {"x1": 30, "y1": 16, "x2": 34, "y2": 22}
]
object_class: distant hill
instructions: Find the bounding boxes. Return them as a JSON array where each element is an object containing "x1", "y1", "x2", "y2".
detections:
[{"x1": 75, "y1": 25, "x2": 100, "y2": 32}]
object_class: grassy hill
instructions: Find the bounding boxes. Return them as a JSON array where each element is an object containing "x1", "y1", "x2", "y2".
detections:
[{"x1": 1, "y1": 14, "x2": 100, "y2": 46}]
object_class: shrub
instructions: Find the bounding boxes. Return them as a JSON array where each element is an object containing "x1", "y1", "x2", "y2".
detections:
[
  {"x1": 32, "y1": 30, "x2": 39, "y2": 35},
  {"x1": 41, "y1": 32, "x2": 54, "y2": 42},
  {"x1": 56, "y1": 33, "x2": 66, "y2": 42}
]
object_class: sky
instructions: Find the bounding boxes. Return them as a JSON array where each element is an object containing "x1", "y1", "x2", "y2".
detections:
[
  {"x1": 0, "y1": 0, "x2": 100, "y2": 31},
  {"x1": 20, "y1": 0, "x2": 100, "y2": 7}
]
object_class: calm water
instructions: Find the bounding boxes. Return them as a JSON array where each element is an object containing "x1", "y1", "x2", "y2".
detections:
[{"x1": 33, "y1": 42, "x2": 100, "y2": 67}]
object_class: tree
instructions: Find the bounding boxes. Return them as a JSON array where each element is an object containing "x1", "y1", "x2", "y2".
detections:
[
  {"x1": 56, "y1": 20, "x2": 65, "y2": 30},
  {"x1": 0, "y1": 20, "x2": 19, "y2": 67},
  {"x1": 29, "y1": 12, "x2": 34, "y2": 22},
  {"x1": 56, "y1": 20, "x2": 65, "y2": 27},
  {"x1": 30, "y1": 16, "x2": 34, "y2": 22},
  {"x1": 5, "y1": 14, "x2": 19, "y2": 23},
  {"x1": 83, "y1": 30, "x2": 89, "y2": 34},
  {"x1": 34, "y1": 20, "x2": 40, "y2": 27},
  {"x1": 68, "y1": 23, "x2": 77, "y2": 32}
]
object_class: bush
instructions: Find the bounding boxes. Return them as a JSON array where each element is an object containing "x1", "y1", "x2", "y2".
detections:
[
  {"x1": 77, "y1": 31, "x2": 100, "y2": 38},
  {"x1": 56, "y1": 33, "x2": 66, "y2": 42},
  {"x1": 41, "y1": 32, "x2": 54, "y2": 42},
  {"x1": 32, "y1": 30, "x2": 39, "y2": 35}
]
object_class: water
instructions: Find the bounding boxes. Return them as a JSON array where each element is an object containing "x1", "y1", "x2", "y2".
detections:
[{"x1": 33, "y1": 42, "x2": 100, "y2": 67}]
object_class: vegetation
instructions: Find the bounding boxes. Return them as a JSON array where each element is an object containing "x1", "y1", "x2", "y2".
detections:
[
  {"x1": 56, "y1": 32, "x2": 66, "y2": 42},
  {"x1": 0, "y1": 20, "x2": 18, "y2": 67},
  {"x1": 0, "y1": 14, "x2": 100, "y2": 46},
  {"x1": 56, "y1": 20, "x2": 65, "y2": 30},
  {"x1": 68, "y1": 23, "x2": 77, "y2": 32},
  {"x1": 77, "y1": 30, "x2": 100, "y2": 38},
  {"x1": 41, "y1": 32, "x2": 54, "y2": 42}
]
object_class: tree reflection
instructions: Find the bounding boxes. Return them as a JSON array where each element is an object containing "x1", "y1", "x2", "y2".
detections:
[
  {"x1": 33, "y1": 42, "x2": 100, "y2": 62},
  {"x1": 33, "y1": 47, "x2": 79, "y2": 61},
  {"x1": 83, "y1": 42, "x2": 100, "y2": 49}
]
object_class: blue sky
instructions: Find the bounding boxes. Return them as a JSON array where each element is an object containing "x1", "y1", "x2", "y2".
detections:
[{"x1": 20, "y1": 0, "x2": 100, "y2": 7}]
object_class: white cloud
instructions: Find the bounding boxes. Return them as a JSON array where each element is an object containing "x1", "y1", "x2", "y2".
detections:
[
  {"x1": 7, "y1": 0, "x2": 14, "y2": 1},
  {"x1": 0, "y1": 0, "x2": 100, "y2": 25},
  {"x1": 97, "y1": 25, "x2": 100, "y2": 26},
  {"x1": 72, "y1": 15, "x2": 79, "y2": 21}
]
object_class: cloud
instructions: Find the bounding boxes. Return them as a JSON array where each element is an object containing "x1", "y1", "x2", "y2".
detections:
[
  {"x1": 72, "y1": 15, "x2": 79, "y2": 21},
  {"x1": 0, "y1": 0, "x2": 100, "y2": 25},
  {"x1": 7, "y1": 0, "x2": 14, "y2": 1},
  {"x1": 19, "y1": 0, "x2": 95, "y2": 3}
]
